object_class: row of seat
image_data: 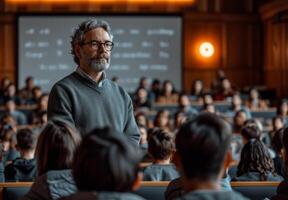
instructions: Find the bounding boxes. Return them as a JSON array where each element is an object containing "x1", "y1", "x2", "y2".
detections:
[{"x1": 0, "y1": 181, "x2": 280, "y2": 200}]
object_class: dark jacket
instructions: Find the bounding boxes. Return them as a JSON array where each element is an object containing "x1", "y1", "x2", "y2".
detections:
[
  {"x1": 62, "y1": 192, "x2": 146, "y2": 200},
  {"x1": 22, "y1": 169, "x2": 76, "y2": 200},
  {"x1": 232, "y1": 171, "x2": 283, "y2": 182},
  {"x1": 143, "y1": 164, "x2": 180, "y2": 181},
  {"x1": 4, "y1": 157, "x2": 36, "y2": 182},
  {"x1": 174, "y1": 190, "x2": 249, "y2": 200},
  {"x1": 165, "y1": 176, "x2": 232, "y2": 200},
  {"x1": 271, "y1": 180, "x2": 288, "y2": 200}
]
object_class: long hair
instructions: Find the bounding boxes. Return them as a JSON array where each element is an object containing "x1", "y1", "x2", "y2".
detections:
[
  {"x1": 237, "y1": 139, "x2": 276, "y2": 181},
  {"x1": 36, "y1": 121, "x2": 81, "y2": 176}
]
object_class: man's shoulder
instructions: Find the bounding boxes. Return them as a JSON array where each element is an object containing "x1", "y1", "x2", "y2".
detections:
[
  {"x1": 50, "y1": 72, "x2": 81, "y2": 93},
  {"x1": 104, "y1": 80, "x2": 130, "y2": 97},
  {"x1": 53, "y1": 72, "x2": 78, "y2": 87}
]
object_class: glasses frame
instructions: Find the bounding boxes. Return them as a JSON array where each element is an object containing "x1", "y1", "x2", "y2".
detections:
[{"x1": 81, "y1": 40, "x2": 114, "y2": 51}]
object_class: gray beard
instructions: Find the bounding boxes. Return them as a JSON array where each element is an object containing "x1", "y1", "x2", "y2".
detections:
[{"x1": 89, "y1": 58, "x2": 110, "y2": 72}]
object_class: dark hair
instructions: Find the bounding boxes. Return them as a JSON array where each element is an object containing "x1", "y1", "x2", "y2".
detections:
[
  {"x1": 272, "y1": 128, "x2": 284, "y2": 155},
  {"x1": 277, "y1": 99, "x2": 288, "y2": 115},
  {"x1": 153, "y1": 110, "x2": 170, "y2": 129},
  {"x1": 16, "y1": 128, "x2": 38, "y2": 151},
  {"x1": 148, "y1": 128, "x2": 175, "y2": 160},
  {"x1": 282, "y1": 127, "x2": 288, "y2": 177},
  {"x1": 241, "y1": 125, "x2": 261, "y2": 141},
  {"x1": 36, "y1": 121, "x2": 81, "y2": 176},
  {"x1": 73, "y1": 127, "x2": 142, "y2": 192},
  {"x1": 237, "y1": 139, "x2": 276, "y2": 181},
  {"x1": 175, "y1": 113, "x2": 231, "y2": 181},
  {"x1": 71, "y1": 19, "x2": 113, "y2": 65}
]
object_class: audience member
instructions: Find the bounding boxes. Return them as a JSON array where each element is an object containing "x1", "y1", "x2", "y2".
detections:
[
  {"x1": 272, "y1": 127, "x2": 288, "y2": 200},
  {"x1": 143, "y1": 128, "x2": 179, "y2": 181},
  {"x1": 19, "y1": 76, "x2": 36, "y2": 101},
  {"x1": 271, "y1": 128, "x2": 285, "y2": 177},
  {"x1": 4, "y1": 99, "x2": 27, "y2": 125},
  {"x1": 153, "y1": 110, "x2": 171, "y2": 132},
  {"x1": 63, "y1": 127, "x2": 145, "y2": 200},
  {"x1": 133, "y1": 87, "x2": 152, "y2": 111},
  {"x1": 190, "y1": 80, "x2": 204, "y2": 100},
  {"x1": 166, "y1": 113, "x2": 247, "y2": 200},
  {"x1": 23, "y1": 121, "x2": 81, "y2": 200},
  {"x1": 157, "y1": 80, "x2": 178, "y2": 104},
  {"x1": 4, "y1": 128, "x2": 38, "y2": 182},
  {"x1": 245, "y1": 87, "x2": 268, "y2": 110},
  {"x1": 233, "y1": 139, "x2": 283, "y2": 181},
  {"x1": 177, "y1": 93, "x2": 198, "y2": 120}
]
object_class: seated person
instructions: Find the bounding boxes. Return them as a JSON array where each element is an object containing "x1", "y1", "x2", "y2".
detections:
[
  {"x1": 272, "y1": 127, "x2": 288, "y2": 200},
  {"x1": 166, "y1": 113, "x2": 248, "y2": 200},
  {"x1": 4, "y1": 128, "x2": 38, "y2": 181},
  {"x1": 271, "y1": 128, "x2": 285, "y2": 177},
  {"x1": 177, "y1": 94, "x2": 198, "y2": 120},
  {"x1": 23, "y1": 121, "x2": 81, "y2": 200},
  {"x1": 143, "y1": 128, "x2": 179, "y2": 181},
  {"x1": 63, "y1": 127, "x2": 145, "y2": 200},
  {"x1": 233, "y1": 139, "x2": 283, "y2": 181}
]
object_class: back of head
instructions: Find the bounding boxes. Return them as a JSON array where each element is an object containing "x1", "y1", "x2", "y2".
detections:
[
  {"x1": 272, "y1": 128, "x2": 284, "y2": 155},
  {"x1": 148, "y1": 128, "x2": 175, "y2": 161},
  {"x1": 36, "y1": 121, "x2": 81, "y2": 176},
  {"x1": 73, "y1": 127, "x2": 142, "y2": 192},
  {"x1": 16, "y1": 128, "x2": 38, "y2": 151},
  {"x1": 282, "y1": 128, "x2": 288, "y2": 176},
  {"x1": 237, "y1": 139, "x2": 275, "y2": 180},
  {"x1": 241, "y1": 125, "x2": 261, "y2": 141},
  {"x1": 175, "y1": 113, "x2": 231, "y2": 181}
]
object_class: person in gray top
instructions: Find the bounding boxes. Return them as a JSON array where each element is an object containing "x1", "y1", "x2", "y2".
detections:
[
  {"x1": 172, "y1": 113, "x2": 249, "y2": 200},
  {"x1": 143, "y1": 128, "x2": 179, "y2": 181},
  {"x1": 22, "y1": 121, "x2": 81, "y2": 200},
  {"x1": 63, "y1": 127, "x2": 145, "y2": 200},
  {"x1": 47, "y1": 19, "x2": 140, "y2": 144}
]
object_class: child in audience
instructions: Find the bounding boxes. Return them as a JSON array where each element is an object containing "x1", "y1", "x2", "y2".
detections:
[
  {"x1": 63, "y1": 127, "x2": 145, "y2": 200},
  {"x1": 4, "y1": 128, "x2": 38, "y2": 181},
  {"x1": 166, "y1": 113, "x2": 247, "y2": 200},
  {"x1": 233, "y1": 139, "x2": 283, "y2": 181},
  {"x1": 23, "y1": 121, "x2": 81, "y2": 200},
  {"x1": 143, "y1": 128, "x2": 179, "y2": 181}
]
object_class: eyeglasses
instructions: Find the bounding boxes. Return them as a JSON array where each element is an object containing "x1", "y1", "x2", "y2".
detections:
[{"x1": 81, "y1": 40, "x2": 114, "y2": 51}]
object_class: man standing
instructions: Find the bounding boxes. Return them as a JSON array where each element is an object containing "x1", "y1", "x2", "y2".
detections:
[{"x1": 47, "y1": 19, "x2": 140, "y2": 144}]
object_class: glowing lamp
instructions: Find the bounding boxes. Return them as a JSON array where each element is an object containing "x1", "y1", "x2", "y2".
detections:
[{"x1": 199, "y1": 42, "x2": 214, "y2": 58}]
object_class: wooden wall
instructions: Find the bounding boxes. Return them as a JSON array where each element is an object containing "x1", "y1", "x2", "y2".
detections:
[
  {"x1": 0, "y1": 0, "x2": 263, "y2": 94},
  {"x1": 260, "y1": 0, "x2": 288, "y2": 98},
  {"x1": 183, "y1": 13, "x2": 261, "y2": 92}
]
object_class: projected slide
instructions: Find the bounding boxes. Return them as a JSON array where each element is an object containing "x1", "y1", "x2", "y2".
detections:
[{"x1": 18, "y1": 15, "x2": 182, "y2": 93}]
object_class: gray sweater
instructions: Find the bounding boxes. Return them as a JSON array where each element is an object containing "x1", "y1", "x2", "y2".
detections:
[{"x1": 48, "y1": 72, "x2": 140, "y2": 144}]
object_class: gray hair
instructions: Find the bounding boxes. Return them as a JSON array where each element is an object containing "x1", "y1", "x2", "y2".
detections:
[{"x1": 70, "y1": 19, "x2": 113, "y2": 65}]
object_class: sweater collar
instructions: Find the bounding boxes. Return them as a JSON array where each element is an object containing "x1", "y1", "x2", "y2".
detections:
[{"x1": 76, "y1": 66, "x2": 106, "y2": 87}]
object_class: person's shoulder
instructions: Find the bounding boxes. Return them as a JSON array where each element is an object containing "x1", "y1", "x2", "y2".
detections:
[
  {"x1": 176, "y1": 190, "x2": 249, "y2": 200},
  {"x1": 61, "y1": 191, "x2": 146, "y2": 200},
  {"x1": 104, "y1": 79, "x2": 130, "y2": 97},
  {"x1": 52, "y1": 72, "x2": 79, "y2": 88},
  {"x1": 97, "y1": 192, "x2": 146, "y2": 200}
]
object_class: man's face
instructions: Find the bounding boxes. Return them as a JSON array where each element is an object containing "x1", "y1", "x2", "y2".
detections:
[{"x1": 77, "y1": 28, "x2": 112, "y2": 72}]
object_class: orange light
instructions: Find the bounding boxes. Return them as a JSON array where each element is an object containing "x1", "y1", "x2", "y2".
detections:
[
  {"x1": 199, "y1": 42, "x2": 214, "y2": 58},
  {"x1": 5, "y1": 0, "x2": 195, "y2": 4}
]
